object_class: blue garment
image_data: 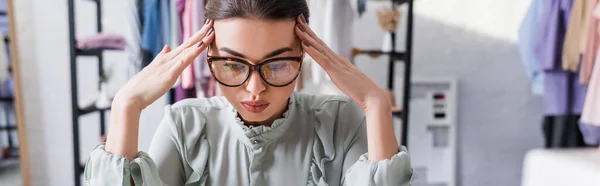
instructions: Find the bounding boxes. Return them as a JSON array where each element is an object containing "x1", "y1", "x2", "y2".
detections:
[
  {"x1": 518, "y1": 0, "x2": 545, "y2": 95},
  {"x1": 141, "y1": 0, "x2": 163, "y2": 58},
  {"x1": 357, "y1": 0, "x2": 366, "y2": 16}
]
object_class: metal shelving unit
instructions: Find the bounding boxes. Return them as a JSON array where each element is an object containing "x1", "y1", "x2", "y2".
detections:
[
  {"x1": 67, "y1": 0, "x2": 111, "y2": 185},
  {"x1": 353, "y1": 0, "x2": 414, "y2": 147}
]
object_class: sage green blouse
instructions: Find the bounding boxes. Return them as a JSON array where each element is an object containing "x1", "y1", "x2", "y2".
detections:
[{"x1": 84, "y1": 92, "x2": 413, "y2": 186}]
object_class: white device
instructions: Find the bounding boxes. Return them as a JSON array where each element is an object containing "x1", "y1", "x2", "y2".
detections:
[{"x1": 395, "y1": 76, "x2": 458, "y2": 186}]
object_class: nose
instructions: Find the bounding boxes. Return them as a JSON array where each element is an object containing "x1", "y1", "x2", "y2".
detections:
[{"x1": 245, "y1": 71, "x2": 266, "y2": 96}]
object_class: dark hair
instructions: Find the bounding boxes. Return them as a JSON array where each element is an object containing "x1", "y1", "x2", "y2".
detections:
[{"x1": 204, "y1": 0, "x2": 310, "y2": 23}]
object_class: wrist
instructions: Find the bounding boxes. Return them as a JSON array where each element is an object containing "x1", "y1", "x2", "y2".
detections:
[
  {"x1": 364, "y1": 89, "x2": 392, "y2": 112},
  {"x1": 112, "y1": 93, "x2": 144, "y2": 113}
]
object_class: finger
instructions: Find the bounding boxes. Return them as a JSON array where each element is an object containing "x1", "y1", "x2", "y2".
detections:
[
  {"x1": 296, "y1": 14, "x2": 326, "y2": 46},
  {"x1": 166, "y1": 31, "x2": 214, "y2": 76},
  {"x1": 296, "y1": 26, "x2": 338, "y2": 62},
  {"x1": 301, "y1": 41, "x2": 332, "y2": 70},
  {"x1": 159, "y1": 45, "x2": 171, "y2": 54},
  {"x1": 154, "y1": 45, "x2": 172, "y2": 65},
  {"x1": 168, "y1": 20, "x2": 214, "y2": 57}
]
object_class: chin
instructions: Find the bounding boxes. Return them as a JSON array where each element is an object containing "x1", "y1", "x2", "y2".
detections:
[{"x1": 237, "y1": 106, "x2": 273, "y2": 122}]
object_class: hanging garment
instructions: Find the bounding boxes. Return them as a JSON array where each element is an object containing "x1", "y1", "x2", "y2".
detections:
[
  {"x1": 306, "y1": 0, "x2": 355, "y2": 85},
  {"x1": 174, "y1": 83, "x2": 196, "y2": 102},
  {"x1": 357, "y1": 0, "x2": 367, "y2": 17},
  {"x1": 518, "y1": 0, "x2": 545, "y2": 96},
  {"x1": 141, "y1": 0, "x2": 163, "y2": 59},
  {"x1": 562, "y1": 0, "x2": 595, "y2": 72},
  {"x1": 581, "y1": 52, "x2": 600, "y2": 125},
  {"x1": 542, "y1": 115, "x2": 588, "y2": 148},
  {"x1": 192, "y1": 0, "x2": 212, "y2": 98},
  {"x1": 180, "y1": 0, "x2": 195, "y2": 89},
  {"x1": 535, "y1": 0, "x2": 587, "y2": 116},
  {"x1": 173, "y1": 0, "x2": 197, "y2": 101},
  {"x1": 169, "y1": 0, "x2": 181, "y2": 47},
  {"x1": 578, "y1": 121, "x2": 600, "y2": 145},
  {"x1": 169, "y1": 0, "x2": 183, "y2": 88},
  {"x1": 124, "y1": 0, "x2": 143, "y2": 78},
  {"x1": 160, "y1": 0, "x2": 170, "y2": 47},
  {"x1": 581, "y1": 2, "x2": 600, "y2": 84},
  {"x1": 76, "y1": 33, "x2": 127, "y2": 50},
  {"x1": 535, "y1": 0, "x2": 591, "y2": 149}
]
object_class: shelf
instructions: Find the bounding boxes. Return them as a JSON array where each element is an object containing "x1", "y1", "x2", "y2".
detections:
[
  {"x1": 0, "y1": 125, "x2": 16, "y2": 131},
  {"x1": 369, "y1": 0, "x2": 409, "y2": 5},
  {"x1": 75, "y1": 48, "x2": 103, "y2": 56},
  {"x1": 79, "y1": 163, "x2": 86, "y2": 174},
  {"x1": 1, "y1": 147, "x2": 19, "y2": 159},
  {"x1": 392, "y1": 106, "x2": 403, "y2": 118},
  {"x1": 352, "y1": 48, "x2": 406, "y2": 61},
  {"x1": 75, "y1": 48, "x2": 123, "y2": 57},
  {"x1": 78, "y1": 104, "x2": 110, "y2": 116},
  {"x1": 0, "y1": 96, "x2": 14, "y2": 102}
]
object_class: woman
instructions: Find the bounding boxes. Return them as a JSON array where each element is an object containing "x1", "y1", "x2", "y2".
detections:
[{"x1": 85, "y1": 0, "x2": 412, "y2": 185}]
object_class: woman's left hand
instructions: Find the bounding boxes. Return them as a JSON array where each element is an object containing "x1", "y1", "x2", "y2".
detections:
[{"x1": 294, "y1": 14, "x2": 389, "y2": 110}]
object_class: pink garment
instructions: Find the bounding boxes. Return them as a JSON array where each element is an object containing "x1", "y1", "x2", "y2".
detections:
[
  {"x1": 180, "y1": 0, "x2": 195, "y2": 89},
  {"x1": 582, "y1": 2, "x2": 600, "y2": 85},
  {"x1": 581, "y1": 53, "x2": 600, "y2": 125},
  {"x1": 76, "y1": 33, "x2": 126, "y2": 50},
  {"x1": 581, "y1": 3, "x2": 600, "y2": 126}
]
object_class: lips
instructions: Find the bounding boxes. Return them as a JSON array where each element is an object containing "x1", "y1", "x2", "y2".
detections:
[{"x1": 241, "y1": 100, "x2": 269, "y2": 113}]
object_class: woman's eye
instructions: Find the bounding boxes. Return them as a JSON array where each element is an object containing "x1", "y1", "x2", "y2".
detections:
[
  {"x1": 266, "y1": 63, "x2": 290, "y2": 71},
  {"x1": 223, "y1": 63, "x2": 245, "y2": 70}
]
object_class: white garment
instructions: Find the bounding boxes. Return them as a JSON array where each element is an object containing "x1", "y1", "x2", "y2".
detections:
[
  {"x1": 124, "y1": 0, "x2": 142, "y2": 79},
  {"x1": 170, "y1": 0, "x2": 182, "y2": 88},
  {"x1": 306, "y1": 0, "x2": 356, "y2": 85}
]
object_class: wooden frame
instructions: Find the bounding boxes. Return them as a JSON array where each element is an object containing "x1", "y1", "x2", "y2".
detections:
[{"x1": 6, "y1": 0, "x2": 30, "y2": 185}]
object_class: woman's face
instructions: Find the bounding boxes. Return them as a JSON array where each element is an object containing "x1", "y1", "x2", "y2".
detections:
[{"x1": 211, "y1": 18, "x2": 302, "y2": 123}]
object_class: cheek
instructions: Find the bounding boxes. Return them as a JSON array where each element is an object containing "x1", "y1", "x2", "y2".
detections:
[{"x1": 219, "y1": 84, "x2": 244, "y2": 101}]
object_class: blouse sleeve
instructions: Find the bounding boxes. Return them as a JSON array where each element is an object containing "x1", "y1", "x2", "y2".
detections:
[
  {"x1": 338, "y1": 99, "x2": 413, "y2": 186},
  {"x1": 84, "y1": 105, "x2": 188, "y2": 186}
]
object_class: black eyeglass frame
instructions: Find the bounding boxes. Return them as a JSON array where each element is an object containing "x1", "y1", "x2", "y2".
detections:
[{"x1": 206, "y1": 47, "x2": 304, "y2": 87}]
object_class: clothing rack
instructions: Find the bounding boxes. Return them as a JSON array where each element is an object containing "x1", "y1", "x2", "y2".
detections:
[
  {"x1": 0, "y1": 96, "x2": 17, "y2": 160},
  {"x1": 0, "y1": 10, "x2": 18, "y2": 160},
  {"x1": 67, "y1": 0, "x2": 112, "y2": 185},
  {"x1": 353, "y1": 0, "x2": 413, "y2": 147}
]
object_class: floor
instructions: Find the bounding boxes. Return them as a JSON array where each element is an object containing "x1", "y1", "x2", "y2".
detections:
[{"x1": 0, "y1": 159, "x2": 22, "y2": 186}]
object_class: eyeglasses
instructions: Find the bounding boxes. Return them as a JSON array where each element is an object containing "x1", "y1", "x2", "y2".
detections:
[{"x1": 207, "y1": 48, "x2": 304, "y2": 87}]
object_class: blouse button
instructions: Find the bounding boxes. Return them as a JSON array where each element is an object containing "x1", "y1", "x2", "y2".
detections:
[{"x1": 252, "y1": 140, "x2": 259, "y2": 144}]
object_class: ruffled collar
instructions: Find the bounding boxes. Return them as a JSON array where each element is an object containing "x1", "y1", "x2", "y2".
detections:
[{"x1": 228, "y1": 92, "x2": 298, "y2": 144}]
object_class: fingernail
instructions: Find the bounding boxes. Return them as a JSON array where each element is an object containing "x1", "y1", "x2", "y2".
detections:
[
  {"x1": 302, "y1": 41, "x2": 310, "y2": 47},
  {"x1": 197, "y1": 41, "x2": 204, "y2": 48},
  {"x1": 204, "y1": 19, "x2": 210, "y2": 24},
  {"x1": 300, "y1": 13, "x2": 307, "y2": 24},
  {"x1": 297, "y1": 24, "x2": 305, "y2": 32},
  {"x1": 207, "y1": 28, "x2": 214, "y2": 36}
]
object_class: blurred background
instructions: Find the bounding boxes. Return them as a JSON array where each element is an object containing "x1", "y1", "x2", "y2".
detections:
[{"x1": 0, "y1": 0, "x2": 599, "y2": 186}]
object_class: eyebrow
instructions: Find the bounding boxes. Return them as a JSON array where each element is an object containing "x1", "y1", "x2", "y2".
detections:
[{"x1": 219, "y1": 47, "x2": 293, "y2": 59}]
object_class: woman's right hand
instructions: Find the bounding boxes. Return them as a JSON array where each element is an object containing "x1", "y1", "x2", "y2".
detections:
[
  {"x1": 106, "y1": 21, "x2": 214, "y2": 158},
  {"x1": 113, "y1": 20, "x2": 215, "y2": 111}
]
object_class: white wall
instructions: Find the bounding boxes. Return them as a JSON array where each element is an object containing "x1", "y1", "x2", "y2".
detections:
[
  {"x1": 352, "y1": 1, "x2": 542, "y2": 186},
  {"x1": 12, "y1": 0, "x2": 541, "y2": 186}
]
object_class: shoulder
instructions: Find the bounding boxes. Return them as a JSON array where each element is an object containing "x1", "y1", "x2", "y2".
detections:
[
  {"x1": 161, "y1": 96, "x2": 231, "y2": 132},
  {"x1": 294, "y1": 92, "x2": 366, "y2": 139}
]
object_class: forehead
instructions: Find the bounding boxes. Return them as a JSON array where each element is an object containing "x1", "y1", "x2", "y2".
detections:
[{"x1": 212, "y1": 18, "x2": 299, "y2": 59}]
